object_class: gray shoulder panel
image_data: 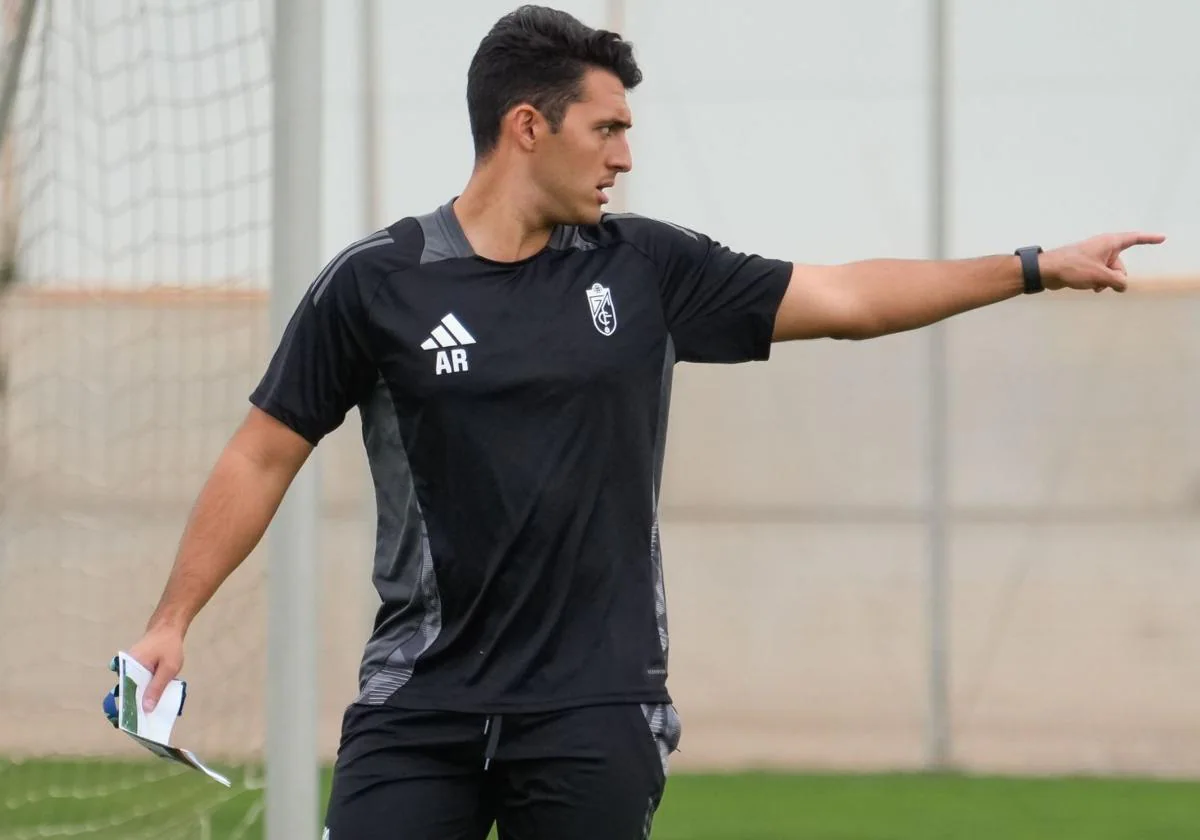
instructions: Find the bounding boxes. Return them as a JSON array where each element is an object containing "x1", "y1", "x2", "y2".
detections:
[
  {"x1": 549, "y1": 224, "x2": 597, "y2": 251},
  {"x1": 416, "y1": 199, "x2": 475, "y2": 264}
]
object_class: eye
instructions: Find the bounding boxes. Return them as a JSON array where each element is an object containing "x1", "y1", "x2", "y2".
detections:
[{"x1": 598, "y1": 125, "x2": 613, "y2": 137}]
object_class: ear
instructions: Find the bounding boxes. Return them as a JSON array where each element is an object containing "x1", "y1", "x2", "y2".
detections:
[{"x1": 506, "y1": 104, "x2": 542, "y2": 153}]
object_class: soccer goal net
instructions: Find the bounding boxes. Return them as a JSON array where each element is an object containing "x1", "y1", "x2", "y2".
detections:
[{"x1": 0, "y1": 1, "x2": 274, "y2": 836}]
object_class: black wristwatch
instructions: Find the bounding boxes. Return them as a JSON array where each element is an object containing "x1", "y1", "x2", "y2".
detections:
[{"x1": 1015, "y1": 245, "x2": 1044, "y2": 294}]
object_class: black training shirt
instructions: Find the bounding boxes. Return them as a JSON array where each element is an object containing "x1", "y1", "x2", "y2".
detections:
[{"x1": 250, "y1": 199, "x2": 792, "y2": 713}]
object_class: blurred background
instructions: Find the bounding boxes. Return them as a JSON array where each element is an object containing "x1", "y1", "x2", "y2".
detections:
[{"x1": 0, "y1": 1, "x2": 1196, "y2": 838}]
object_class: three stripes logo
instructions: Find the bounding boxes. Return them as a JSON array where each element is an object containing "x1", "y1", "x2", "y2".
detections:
[{"x1": 421, "y1": 313, "x2": 476, "y2": 375}]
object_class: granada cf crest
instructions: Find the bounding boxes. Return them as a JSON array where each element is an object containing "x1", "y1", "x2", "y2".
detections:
[{"x1": 586, "y1": 282, "x2": 617, "y2": 336}]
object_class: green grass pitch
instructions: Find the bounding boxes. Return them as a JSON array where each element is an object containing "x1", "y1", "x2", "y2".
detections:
[{"x1": 3, "y1": 760, "x2": 1198, "y2": 839}]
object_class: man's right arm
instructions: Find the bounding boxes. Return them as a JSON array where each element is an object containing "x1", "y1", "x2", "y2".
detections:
[
  {"x1": 127, "y1": 236, "x2": 385, "y2": 711},
  {"x1": 132, "y1": 406, "x2": 312, "y2": 710}
]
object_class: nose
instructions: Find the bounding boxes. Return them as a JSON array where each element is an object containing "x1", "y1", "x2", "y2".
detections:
[{"x1": 609, "y1": 135, "x2": 632, "y2": 174}]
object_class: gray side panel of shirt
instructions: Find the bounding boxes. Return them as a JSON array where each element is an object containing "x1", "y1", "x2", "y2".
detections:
[
  {"x1": 649, "y1": 338, "x2": 675, "y2": 659},
  {"x1": 355, "y1": 379, "x2": 444, "y2": 703}
]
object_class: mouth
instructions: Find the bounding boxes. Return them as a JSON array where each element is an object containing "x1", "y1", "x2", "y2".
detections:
[{"x1": 596, "y1": 182, "x2": 615, "y2": 204}]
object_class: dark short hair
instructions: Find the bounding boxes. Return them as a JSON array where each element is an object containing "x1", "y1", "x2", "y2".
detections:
[{"x1": 466, "y1": 5, "x2": 642, "y2": 159}]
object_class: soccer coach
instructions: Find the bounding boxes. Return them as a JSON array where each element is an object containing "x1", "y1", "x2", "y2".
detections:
[{"x1": 118, "y1": 5, "x2": 1165, "y2": 838}]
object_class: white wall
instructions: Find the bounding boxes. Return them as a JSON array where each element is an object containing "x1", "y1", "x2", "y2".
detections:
[
  {"x1": 13, "y1": 1, "x2": 1194, "y2": 284},
  {"x1": 324, "y1": 0, "x2": 1198, "y2": 275}
]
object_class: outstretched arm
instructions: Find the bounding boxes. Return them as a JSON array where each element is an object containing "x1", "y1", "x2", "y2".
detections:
[{"x1": 771, "y1": 232, "x2": 1167, "y2": 342}]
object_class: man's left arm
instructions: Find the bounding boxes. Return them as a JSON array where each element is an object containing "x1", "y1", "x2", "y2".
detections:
[{"x1": 772, "y1": 231, "x2": 1166, "y2": 342}]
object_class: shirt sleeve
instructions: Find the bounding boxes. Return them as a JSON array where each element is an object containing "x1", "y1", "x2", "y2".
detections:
[
  {"x1": 643, "y1": 218, "x2": 793, "y2": 364},
  {"x1": 249, "y1": 257, "x2": 378, "y2": 445}
]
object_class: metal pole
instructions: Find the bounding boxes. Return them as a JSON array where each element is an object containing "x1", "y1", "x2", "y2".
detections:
[
  {"x1": 267, "y1": 0, "x2": 322, "y2": 837},
  {"x1": 925, "y1": 0, "x2": 951, "y2": 770},
  {"x1": 359, "y1": 0, "x2": 381, "y2": 640},
  {"x1": 361, "y1": 0, "x2": 381, "y2": 230}
]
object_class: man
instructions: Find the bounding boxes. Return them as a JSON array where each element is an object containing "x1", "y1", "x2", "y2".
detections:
[{"x1": 118, "y1": 5, "x2": 1164, "y2": 838}]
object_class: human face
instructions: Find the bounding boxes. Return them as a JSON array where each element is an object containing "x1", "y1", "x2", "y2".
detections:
[{"x1": 531, "y1": 68, "x2": 633, "y2": 225}]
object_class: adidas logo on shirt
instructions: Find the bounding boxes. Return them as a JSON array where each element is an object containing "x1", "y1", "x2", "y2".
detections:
[{"x1": 421, "y1": 313, "x2": 476, "y2": 375}]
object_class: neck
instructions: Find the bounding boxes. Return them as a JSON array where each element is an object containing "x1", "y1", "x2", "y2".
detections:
[{"x1": 453, "y1": 156, "x2": 555, "y2": 262}]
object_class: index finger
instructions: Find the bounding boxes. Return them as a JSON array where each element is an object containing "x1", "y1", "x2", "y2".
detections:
[{"x1": 1114, "y1": 231, "x2": 1167, "y2": 249}]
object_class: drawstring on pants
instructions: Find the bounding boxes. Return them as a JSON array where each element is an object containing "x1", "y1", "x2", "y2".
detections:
[{"x1": 483, "y1": 714, "x2": 503, "y2": 770}]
